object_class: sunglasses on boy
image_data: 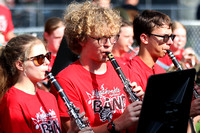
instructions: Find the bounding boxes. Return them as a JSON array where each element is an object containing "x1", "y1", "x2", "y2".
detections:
[
  {"x1": 26, "y1": 52, "x2": 51, "y2": 66},
  {"x1": 149, "y1": 33, "x2": 176, "y2": 43}
]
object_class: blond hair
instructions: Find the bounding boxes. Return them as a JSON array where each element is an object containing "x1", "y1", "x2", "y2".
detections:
[
  {"x1": 172, "y1": 21, "x2": 186, "y2": 32},
  {"x1": 64, "y1": 1, "x2": 122, "y2": 54}
]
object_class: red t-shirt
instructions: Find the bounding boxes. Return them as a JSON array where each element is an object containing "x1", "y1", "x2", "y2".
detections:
[
  {"x1": 128, "y1": 56, "x2": 166, "y2": 91},
  {"x1": 51, "y1": 60, "x2": 133, "y2": 127},
  {"x1": 0, "y1": 86, "x2": 61, "y2": 133},
  {"x1": 115, "y1": 52, "x2": 136, "y2": 66},
  {"x1": 0, "y1": 5, "x2": 14, "y2": 41}
]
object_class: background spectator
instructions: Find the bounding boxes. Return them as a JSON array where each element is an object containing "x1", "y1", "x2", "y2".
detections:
[
  {"x1": 115, "y1": 0, "x2": 140, "y2": 22},
  {"x1": 92, "y1": 0, "x2": 111, "y2": 8},
  {"x1": 0, "y1": 1, "x2": 16, "y2": 44},
  {"x1": 112, "y1": 19, "x2": 135, "y2": 65},
  {"x1": 43, "y1": 17, "x2": 65, "y2": 72}
]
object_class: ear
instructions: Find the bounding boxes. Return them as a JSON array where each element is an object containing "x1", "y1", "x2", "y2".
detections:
[
  {"x1": 140, "y1": 33, "x2": 149, "y2": 45},
  {"x1": 79, "y1": 38, "x2": 88, "y2": 47},
  {"x1": 15, "y1": 60, "x2": 24, "y2": 71},
  {"x1": 43, "y1": 32, "x2": 49, "y2": 41}
]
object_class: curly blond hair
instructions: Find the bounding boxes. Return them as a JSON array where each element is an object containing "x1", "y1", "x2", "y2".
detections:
[{"x1": 64, "y1": 1, "x2": 122, "y2": 54}]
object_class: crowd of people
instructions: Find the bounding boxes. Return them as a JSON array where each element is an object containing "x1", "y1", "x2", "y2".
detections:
[{"x1": 1, "y1": 0, "x2": 200, "y2": 133}]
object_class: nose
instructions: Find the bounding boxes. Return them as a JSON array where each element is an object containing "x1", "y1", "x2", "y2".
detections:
[
  {"x1": 166, "y1": 37, "x2": 174, "y2": 46},
  {"x1": 129, "y1": 37, "x2": 134, "y2": 44},
  {"x1": 44, "y1": 57, "x2": 50, "y2": 65},
  {"x1": 103, "y1": 38, "x2": 113, "y2": 47}
]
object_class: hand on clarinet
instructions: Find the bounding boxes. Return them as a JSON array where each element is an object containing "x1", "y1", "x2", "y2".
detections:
[
  {"x1": 113, "y1": 100, "x2": 142, "y2": 132},
  {"x1": 124, "y1": 81, "x2": 144, "y2": 103},
  {"x1": 68, "y1": 108, "x2": 94, "y2": 133},
  {"x1": 130, "y1": 82, "x2": 144, "y2": 101},
  {"x1": 108, "y1": 82, "x2": 142, "y2": 132},
  {"x1": 78, "y1": 127, "x2": 94, "y2": 133},
  {"x1": 190, "y1": 97, "x2": 200, "y2": 118}
]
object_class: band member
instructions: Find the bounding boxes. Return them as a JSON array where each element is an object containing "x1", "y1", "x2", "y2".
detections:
[
  {"x1": 51, "y1": 1, "x2": 144, "y2": 133},
  {"x1": 0, "y1": 34, "x2": 62, "y2": 132},
  {"x1": 128, "y1": 10, "x2": 174, "y2": 91},
  {"x1": 112, "y1": 20, "x2": 136, "y2": 65}
]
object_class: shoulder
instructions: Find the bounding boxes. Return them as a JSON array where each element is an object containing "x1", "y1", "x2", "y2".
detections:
[
  {"x1": 57, "y1": 60, "x2": 81, "y2": 77},
  {"x1": 58, "y1": 60, "x2": 81, "y2": 72},
  {"x1": 0, "y1": 5, "x2": 11, "y2": 13},
  {"x1": 128, "y1": 56, "x2": 142, "y2": 68},
  {"x1": 157, "y1": 55, "x2": 172, "y2": 66},
  {"x1": 55, "y1": 60, "x2": 87, "y2": 86},
  {"x1": 37, "y1": 89, "x2": 59, "y2": 106},
  {"x1": 154, "y1": 63, "x2": 166, "y2": 73},
  {"x1": 0, "y1": 87, "x2": 24, "y2": 109},
  {"x1": 0, "y1": 5, "x2": 9, "y2": 10},
  {"x1": 37, "y1": 89, "x2": 55, "y2": 97}
]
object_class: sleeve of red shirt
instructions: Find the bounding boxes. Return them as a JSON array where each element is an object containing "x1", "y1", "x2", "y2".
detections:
[{"x1": 1, "y1": 105, "x2": 32, "y2": 133}]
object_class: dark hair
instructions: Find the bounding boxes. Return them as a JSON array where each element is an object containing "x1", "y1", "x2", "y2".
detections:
[
  {"x1": 44, "y1": 17, "x2": 64, "y2": 34},
  {"x1": 0, "y1": 34, "x2": 43, "y2": 98},
  {"x1": 44, "y1": 17, "x2": 64, "y2": 42},
  {"x1": 133, "y1": 10, "x2": 172, "y2": 46}
]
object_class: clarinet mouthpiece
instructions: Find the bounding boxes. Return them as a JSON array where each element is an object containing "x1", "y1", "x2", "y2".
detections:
[{"x1": 166, "y1": 50, "x2": 171, "y2": 53}]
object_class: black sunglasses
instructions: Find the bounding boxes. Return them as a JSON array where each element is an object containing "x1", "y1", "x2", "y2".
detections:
[
  {"x1": 26, "y1": 52, "x2": 51, "y2": 66},
  {"x1": 149, "y1": 33, "x2": 176, "y2": 43}
]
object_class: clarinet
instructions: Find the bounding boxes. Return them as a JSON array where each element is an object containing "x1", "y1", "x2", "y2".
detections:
[
  {"x1": 167, "y1": 50, "x2": 200, "y2": 98},
  {"x1": 45, "y1": 71, "x2": 88, "y2": 130},
  {"x1": 167, "y1": 50, "x2": 183, "y2": 71},
  {"x1": 106, "y1": 52, "x2": 141, "y2": 102}
]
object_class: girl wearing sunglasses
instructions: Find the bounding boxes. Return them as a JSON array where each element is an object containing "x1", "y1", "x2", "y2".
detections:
[
  {"x1": 0, "y1": 34, "x2": 92, "y2": 133},
  {"x1": 0, "y1": 34, "x2": 62, "y2": 132}
]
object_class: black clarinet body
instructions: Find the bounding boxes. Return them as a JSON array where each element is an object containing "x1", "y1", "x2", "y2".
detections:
[
  {"x1": 45, "y1": 71, "x2": 88, "y2": 130},
  {"x1": 167, "y1": 50, "x2": 200, "y2": 98},
  {"x1": 167, "y1": 50, "x2": 183, "y2": 71},
  {"x1": 106, "y1": 52, "x2": 140, "y2": 102}
]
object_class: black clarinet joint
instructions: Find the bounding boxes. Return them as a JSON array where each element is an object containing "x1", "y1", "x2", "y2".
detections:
[
  {"x1": 45, "y1": 71, "x2": 89, "y2": 130},
  {"x1": 106, "y1": 52, "x2": 141, "y2": 102},
  {"x1": 167, "y1": 50, "x2": 183, "y2": 71}
]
